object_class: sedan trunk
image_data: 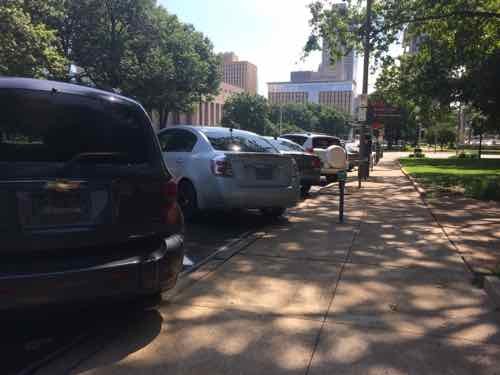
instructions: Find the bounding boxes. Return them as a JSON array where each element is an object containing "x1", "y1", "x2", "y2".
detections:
[{"x1": 226, "y1": 153, "x2": 294, "y2": 188}]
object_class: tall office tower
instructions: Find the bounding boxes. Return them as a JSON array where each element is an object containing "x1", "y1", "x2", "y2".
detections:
[{"x1": 220, "y1": 52, "x2": 258, "y2": 94}]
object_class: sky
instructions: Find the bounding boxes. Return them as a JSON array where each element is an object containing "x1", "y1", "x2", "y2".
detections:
[{"x1": 159, "y1": 0, "x2": 397, "y2": 97}]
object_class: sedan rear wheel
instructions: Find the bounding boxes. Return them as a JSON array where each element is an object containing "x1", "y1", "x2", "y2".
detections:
[{"x1": 178, "y1": 180, "x2": 198, "y2": 221}]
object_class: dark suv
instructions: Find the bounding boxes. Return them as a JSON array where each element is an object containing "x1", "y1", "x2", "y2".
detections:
[{"x1": 0, "y1": 78, "x2": 184, "y2": 311}]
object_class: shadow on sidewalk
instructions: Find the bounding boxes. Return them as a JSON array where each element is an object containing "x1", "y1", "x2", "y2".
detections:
[{"x1": 50, "y1": 158, "x2": 500, "y2": 375}]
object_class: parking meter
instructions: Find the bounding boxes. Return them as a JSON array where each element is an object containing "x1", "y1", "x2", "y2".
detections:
[{"x1": 338, "y1": 170, "x2": 347, "y2": 223}]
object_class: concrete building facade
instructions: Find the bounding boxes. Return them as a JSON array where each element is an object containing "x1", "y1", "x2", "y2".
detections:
[
  {"x1": 221, "y1": 53, "x2": 258, "y2": 94},
  {"x1": 267, "y1": 2, "x2": 357, "y2": 116},
  {"x1": 151, "y1": 82, "x2": 243, "y2": 131},
  {"x1": 268, "y1": 81, "x2": 356, "y2": 115}
]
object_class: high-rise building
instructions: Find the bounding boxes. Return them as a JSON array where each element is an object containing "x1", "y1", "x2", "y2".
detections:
[
  {"x1": 220, "y1": 52, "x2": 258, "y2": 94},
  {"x1": 268, "y1": 3, "x2": 358, "y2": 115},
  {"x1": 317, "y1": 39, "x2": 357, "y2": 83}
]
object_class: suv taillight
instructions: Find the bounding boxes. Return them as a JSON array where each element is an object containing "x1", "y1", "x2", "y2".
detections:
[
  {"x1": 312, "y1": 156, "x2": 321, "y2": 169},
  {"x1": 306, "y1": 147, "x2": 314, "y2": 154},
  {"x1": 211, "y1": 155, "x2": 233, "y2": 177},
  {"x1": 162, "y1": 180, "x2": 180, "y2": 225},
  {"x1": 163, "y1": 180, "x2": 178, "y2": 206}
]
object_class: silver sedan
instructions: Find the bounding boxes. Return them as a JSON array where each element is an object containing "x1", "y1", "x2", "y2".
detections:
[{"x1": 157, "y1": 126, "x2": 301, "y2": 219}]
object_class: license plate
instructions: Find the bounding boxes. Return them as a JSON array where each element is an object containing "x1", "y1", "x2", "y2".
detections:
[
  {"x1": 18, "y1": 190, "x2": 90, "y2": 227},
  {"x1": 255, "y1": 167, "x2": 273, "y2": 180}
]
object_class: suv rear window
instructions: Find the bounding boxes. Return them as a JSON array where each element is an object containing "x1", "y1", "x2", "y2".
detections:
[
  {"x1": 282, "y1": 135, "x2": 307, "y2": 146},
  {"x1": 312, "y1": 137, "x2": 341, "y2": 149},
  {"x1": 0, "y1": 89, "x2": 158, "y2": 178},
  {"x1": 267, "y1": 138, "x2": 305, "y2": 153},
  {"x1": 204, "y1": 130, "x2": 277, "y2": 153}
]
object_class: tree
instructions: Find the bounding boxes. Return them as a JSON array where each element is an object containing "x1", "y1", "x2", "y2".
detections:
[
  {"x1": 268, "y1": 103, "x2": 349, "y2": 137},
  {"x1": 305, "y1": 0, "x2": 500, "y2": 128},
  {"x1": 314, "y1": 104, "x2": 350, "y2": 137},
  {"x1": 64, "y1": 1, "x2": 220, "y2": 128},
  {"x1": 425, "y1": 117, "x2": 457, "y2": 151},
  {"x1": 222, "y1": 93, "x2": 270, "y2": 135},
  {"x1": 64, "y1": 0, "x2": 155, "y2": 90},
  {"x1": 117, "y1": 6, "x2": 221, "y2": 127},
  {"x1": 0, "y1": 0, "x2": 68, "y2": 78},
  {"x1": 468, "y1": 109, "x2": 498, "y2": 158}
]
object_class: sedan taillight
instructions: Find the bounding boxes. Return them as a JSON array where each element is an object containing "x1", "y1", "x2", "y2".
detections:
[{"x1": 211, "y1": 155, "x2": 233, "y2": 177}]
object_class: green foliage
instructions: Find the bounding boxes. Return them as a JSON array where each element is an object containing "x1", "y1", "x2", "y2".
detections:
[
  {"x1": 269, "y1": 103, "x2": 349, "y2": 137},
  {"x1": 0, "y1": 0, "x2": 68, "y2": 78},
  {"x1": 306, "y1": 0, "x2": 500, "y2": 128},
  {"x1": 0, "y1": 0, "x2": 221, "y2": 128},
  {"x1": 400, "y1": 157, "x2": 500, "y2": 201},
  {"x1": 424, "y1": 117, "x2": 457, "y2": 150},
  {"x1": 408, "y1": 151, "x2": 426, "y2": 158},
  {"x1": 222, "y1": 96, "x2": 350, "y2": 137},
  {"x1": 222, "y1": 93, "x2": 270, "y2": 135},
  {"x1": 452, "y1": 152, "x2": 480, "y2": 160}
]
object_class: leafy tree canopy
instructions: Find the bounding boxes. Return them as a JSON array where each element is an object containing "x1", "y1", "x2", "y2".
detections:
[
  {"x1": 0, "y1": 0, "x2": 67, "y2": 78},
  {"x1": 0, "y1": 0, "x2": 221, "y2": 128},
  {"x1": 305, "y1": 0, "x2": 500, "y2": 126},
  {"x1": 269, "y1": 103, "x2": 350, "y2": 137},
  {"x1": 222, "y1": 93, "x2": 270, "y2": 135}
]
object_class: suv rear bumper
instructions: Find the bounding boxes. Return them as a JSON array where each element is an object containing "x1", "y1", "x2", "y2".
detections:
[{"x1": 0, "y1": 234, "x2": 184, "y2": 311}]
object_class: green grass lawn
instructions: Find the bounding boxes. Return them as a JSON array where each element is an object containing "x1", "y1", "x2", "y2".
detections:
[{"x1": 400, "y1": 157, "x2": 500, "y2": 201}]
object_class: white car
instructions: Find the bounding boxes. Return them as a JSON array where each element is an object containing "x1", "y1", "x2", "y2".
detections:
[
  {"x1": 157, "y1": 126, "x2": 301, "y2": 219},
  {"x1": 281, "y1": 133, "x2": 348, "y2": 183}
]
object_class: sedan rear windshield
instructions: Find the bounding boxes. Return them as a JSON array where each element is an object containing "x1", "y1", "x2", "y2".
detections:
[
  {"x1": 267, "y1": 138, "x2": 305, "y2": 153},
  {"x1": 312, "y1": 137, "x2": 341, "y2": 149},
  {"x1": 0, "y1": 89, "x2": 158, "y2": 178},
  {"x1": 205, "y1": 131, "x2": 277, "y2": 153}
]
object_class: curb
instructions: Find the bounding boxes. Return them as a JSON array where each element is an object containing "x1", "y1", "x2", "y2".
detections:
[
  {"x1": 165, "y1": 231, "x2": 263, "y2": 299},
  {"x1": 399, "y1": 164, "x2": 428, "y2": 200},
  {"x1": 398, "y1": 161, "x2": 495, "y2": 289}
]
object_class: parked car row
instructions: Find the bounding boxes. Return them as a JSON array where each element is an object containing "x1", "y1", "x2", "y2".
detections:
[{"x1": 0, "y1": 77, "x2": 353, "y2": 313}]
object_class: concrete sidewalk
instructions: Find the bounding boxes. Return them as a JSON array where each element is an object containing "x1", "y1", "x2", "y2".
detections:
[{"x1": 41, "y1": 157, "x2": 500, "y2": 375}]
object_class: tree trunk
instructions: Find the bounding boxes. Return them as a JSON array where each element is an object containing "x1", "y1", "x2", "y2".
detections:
[
  {"x1": 159, "y1": 106, "x2": 171, "y2": 130},
  {"x1": 478, "y1": 130, "x2": 483, "y2": 159}
]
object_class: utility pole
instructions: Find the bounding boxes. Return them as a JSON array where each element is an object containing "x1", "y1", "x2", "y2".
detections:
[{"x1": 358, "y1": 0, "x2": 373, "y2": 188}]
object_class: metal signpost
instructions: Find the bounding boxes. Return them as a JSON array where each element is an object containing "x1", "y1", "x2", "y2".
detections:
[{"x1": 357, "y1": 0, "x2": 373, "y2": 189}]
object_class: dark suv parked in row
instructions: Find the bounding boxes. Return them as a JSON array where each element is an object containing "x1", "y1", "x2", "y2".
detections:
[{"x1": 0, "y1": 78, "x2": 184, "y2": 311}]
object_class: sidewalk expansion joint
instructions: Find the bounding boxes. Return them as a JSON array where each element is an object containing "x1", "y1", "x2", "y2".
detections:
[
  {"x1": 305, "y1": 198, "x2": 367, "y2": 375},
  {"x1": 239, "y1": 253, "x2": 348, "y2": 264}
]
